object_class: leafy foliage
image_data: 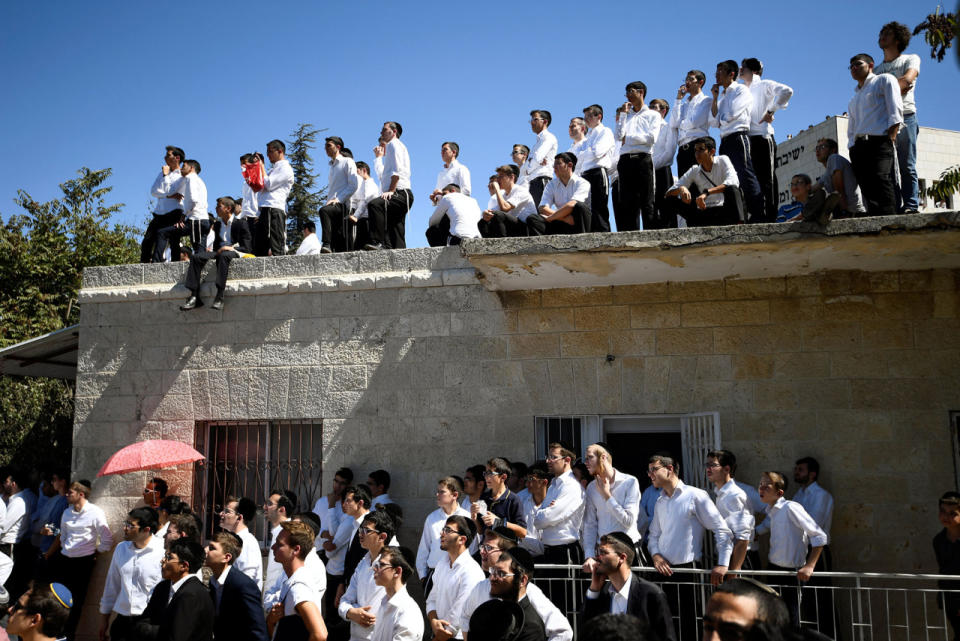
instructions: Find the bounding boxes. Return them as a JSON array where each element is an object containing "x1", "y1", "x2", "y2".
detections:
[
  {"x1": 0, "y1": 167, "x2": 139, "y2": 469},
  {"x1": 926, "y1": 164, "x2": 960, "y2": 204},
  {"x1": 285, "y1": 123, "x2": 327, "y2": 248},
  {"x1": 913, "y1": 6, "x2": 958, "y2": 62}
]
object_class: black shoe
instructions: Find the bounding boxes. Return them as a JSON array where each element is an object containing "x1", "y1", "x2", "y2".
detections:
[
  {"x1": 180, "y1": 296, "x2": 203, "y2": 311},
  {"x1": 211, "y1": 297, "x2": 223, "y2": 311},
  {"x1": 321, "y1": 244, "x2": 332, "y2": 254},
  {"x1": 363, "y1": 242, "x2": 383, "y2": 251},
  {"x1": 903, "y1": 208, "x2": 919, "y2": 214}
]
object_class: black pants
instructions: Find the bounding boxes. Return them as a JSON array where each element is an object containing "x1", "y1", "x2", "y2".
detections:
[
  {"x1": 581, "y1": 167, "x2": 611, "y2": 233},
  {"x1": 366, "y1": 189, "x2": 413, "y2": 249},
  {"x1": 140, "y1": 210, "x2": 183, "y2": 263},
  {"x1": 769, "y1": 563, "x2": 803, "y2": 629},
  {"x1": 323, "y1": 572, "x2": 345, "y2": 625},
  {"x1": 318, "y1": 202, "x2": 351, "y2": 251},
  {"x1": 110, "y1": 613, "x2": 138, "y2": 641},
  {"x1": 255, "y1": 207, "x2": 286, "y2": 256},
  {"x1": 653, "y1": 165, "x2": 677, "y2": 229},
  {"x1": 654, "y1": 561, "x2": 699, "y2": 641},
  {"x1": 6, "y1": 540, "x2": 36, "y2": 602},
  {"x1": 662, "y1": 184, "x2": 745, "y2": 227},
  {"x1": 677, "y1": 142, "x2": 698, "y2": 181},
  {"x1": 478, "y1": 211, "x2": 527, "y2": 238},
  {"x1": 615, "y1": 152, "x2": 654, "y2": 231},
  {"x1": 535, "y1": 541, "x2": 583, "y2": 615},
  {"x1": 526, "y1": 202, "x2": 591, "y2": 236},
  {"x1": 720, "y1": 132, "x2": 764, "y2": 222},
  {"x1": 611, "y1": 179, "x2": 623, "y2": 230},
  {"x1": 850, "y1": 136, "x2": 896, "y2": 215},
  {"x1": 425, "y1": 215, "x2": 450, "y2": 247},
  {"x1": 184, "y1": 250, "x2": 239, "y2": 297},
  {"x1": 802, "y1": 545, "x2": 836, "y2": 638},
  {"x1": 528, "y1": 177, "x2": 550, "y2": 208},
  {"x1": 351, "y1": 218, "x2": 370, "y2": 251},
  {"x1": 750, "y1": 134, "x2": 778, "y2": 223},
  {"x1": 53, "y1": 552, "x2": 97, "y2": 640},
  {"x1": 155, "y1": 217, "x2": 211, "y2": 263}
]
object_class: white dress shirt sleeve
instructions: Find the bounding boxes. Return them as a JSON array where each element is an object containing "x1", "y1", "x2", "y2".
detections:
[
  {"x1": 533, "y1": 478, "x2": 583, "y2": 529},
  {"x1": 787, "y1": 503, "x2": 828, "y2": 549},
  {"x1": 429, "y1": 196, "x2": 452, "y2": 227},
  {"x1": 764, "y1": 78, "x2": 793, "y2": 114},
  {"x1": 571, "y1": 178, "x2": 591, "y2": 203},
  {"x1": 694, "y1": 496, "x2": 733, "y2": 566},
  {"x1": 263, "y1": 160, "x2": 294, "y2": 192},
  {"x1": 416, "y1": 514, "x2": 434, "y2": 578},
  {"x1": 527, "y1": 583, "x2": 574, "y2": 641},
  {"x1": 95, "y1": 509, "x2": 114, "y2": 553},
  {"x1": 99, "y1": 548, "x2": 123, "y2": 613},
  {"x1": 646, "y1": 502, "x2": 663, "y2": 558}
]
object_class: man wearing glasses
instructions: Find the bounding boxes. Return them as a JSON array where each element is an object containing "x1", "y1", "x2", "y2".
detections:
[
  {"x1": 664, "y1": 136, "x2": 744, "y2": 227},
  {"x1": 702, "y1": 577, "x2": 790, "y2": 641},
  {"x1": 135, "y1": 540, "x2": 214, "y2": 641},
  {"x1": 98, "y1": 508, "x2": 164, "y2": 641},
  {"x1": 485, "y1": 548, "x2": 546, "y2": 641},
  {"x1": 338, "y1": 511, "x2": 394, "y2": 641},
  {"x1": 142, "y1": 478, "x2": 168, "y2": 510},
  {"x1": 5, "y1": 583, "x2": 73, "y2": 641},
  {"x1": 523, "y1": 111, "x2": 558, "y2": 207},
  {"x1": 583, "y1": 532, "x2": 674, "y2": 641},
  {"x1": 324, "y1": 485, "x2": 370, "y2": 626},
  {"x1": 417, "y1": 477, "x2": 470, "y2": 595},
  {"x1": 615, "y1": 80, "x2": 661, "y2": 231},
  {"x1": 371, "y1": 547, "x2": 423, "y2": 641},
  {"x1": 472, "y1": 458, "x2": 526, "y2": 541},
  {"x1": 218, "y1": 497, "x2": 262, "y2": 590},
  {"x1": 671, "y1": 70, "x2": 713, "y2": 179},
  {"x1": 705, "y1": 450, "x2": 753, "y2": 574},
  {"x1": 426, "y1": 515, "x2": 484, "y2": 641}
]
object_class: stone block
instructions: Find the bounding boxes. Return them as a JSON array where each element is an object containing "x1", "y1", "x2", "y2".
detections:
[
  {"x1": 449, "y1": 311, "x2": 516, "y2": 336},
  {"x1": 99, "y1": 302, "x2": 142, "y2": 327},
  {"x1": 481, "y1": 361, "x2": 525, "y2": 388},
  {"x1": 359, "y1": 289, "x2": 400, "y2": 315},
  {"x1": 771, "y1": 352, "x2": 829, "y2": 379},
  {"x1": 410, "y1": 271, "x2": 444, "y2": 288},
  {"x1": 850, "y1": 379, "x2": 943, "y2": 410},
  {"x1": 694, "y1": 355, "x2": 732, "y2": 381},
  {"x1": 820, "y1": 295, "x2": 878, "y2": 321},
  {"x1": 497, "y1": 290, "x2": 542, "y2": 309},
  {"x1": 339, "y1": 315, "x2": 411, "y2": 340},
  {"x1": 681, "y1": 300, "x2": 769, "y2": 327},
  {"x1": 398, "y1": 286, "x2": 498, "y2": 314},
  {"x1": 915, "y1": 319, "x2": 960, "y2": 349},
  {"x1": 320, "y1": 291, "x2": 362, "y2": 317},
  {"x1": 800, "y1": 323, "x2": 860, "y2": 352},
  {"x1": 768, "y1": 297, "x2": 824, "y2": 324},
  {"x1": 885, "y1": 349, "x2": 960, "y2": 378},
  {"x1": 753, "y1": 380, "x2": 799, "y2": 410},
  {"x1": 714, "y1": 325, "x2": 801, "y2": 354},
  {"x1": 874, "y1": 292, "x2": 935, "y2": 320},
  {"x1": 817, "y1": 410, "x2": 892, "y2": 441},
  {"x1": 733, "y1": 354, "x2": 774, "y2": 380},
  {"x1": 236, "y1": 280, "x2": 288, "y2": 295},
  {"x1": 541, "y1": 287, "x2": 612, "y2": 307},
  {"x1": 668, "y1": 280, "x2": 724, "y2": 302},
  {"x1": 255, "y1": 293, "x2": 315, "y2": 320},
  {"x1": 321, "y1": 339, "x2": 386, "y2": 365},
  {"x1": 630, "y1": 303, "x2": 681, "y2": 328},
  {"x1": 785, "y1": 275, "x2": 820, "y2": 297},
  {"x1": 508, "y1": 334, "x2": 559, "y2": 359},
  {"x1": 828, "y1": 351, "x2": 886, "y2": 378},
  {"x1": 724, "y1": 277, "x2": 786, "y2": 299},
  {"x1": 289, "y1": 317, "x2": 341, "y2": 342},
  {"x1": 850, "y1": 271, "x2": 900, "y2": 294},
  {"x1": 597, "y1": 359, "x2": 621, "y2": 413},
  {"x1": 608, "y1": 330, "x2": 655, "y2": 358},
  {"x1": 860, "y1": 319, "x2": 913, "y2": 350},
  {"x1": 442, "y1": 269, "x2": 479, "y2": 286},
  {"x1": 409, "y1": 313, "x2": 452, "y2": 337},
  {"x1": 443, "y1": 361, "x2": 484, "y2": 388},
  {"x1": 571, "y1": 358, "x2": 599, "y2": 413},
  {"x1": 517, "y1": 308, "x2": 576, "y2": 333},
  {"x1": 225, "y1": 257, "x2": 265, "y2": 281},
  {"x1": 337, "y1": 274, "x2": 377, "y2": 290},
  {"x1": 574, "y1": 305, "x2": 630, "y2": 330},
  {"x1": 560, "y1": 332, "x2": 610, "y2": 358},
  {"x1": 83, "y1": 264, "x2": 144, "y2": 289},
  {"x1": 435, "y1": 336, "x2": 508, "y2": 362},
  {"x1": 691, "y1": 380, "x2": 754, "y2": 412},
  {"x1": 656, "y1": 328, "x2": 714, "y2": 355},
  {"x1": 900, "y1": 270, "x2": 936, "y2": 292},
  {"x1": 934, "y1": 290, "x2": 960, "y2": 319},
  {"x1": 796, "y1": 379, "x2": 850, "y2": 409},
  {"x1": 261, "y1": 343, "x2": 320, "y2": 367},
  {"x1": 612, "y1": 282, "x2": 670, "y2": 304},
  {"x1": 376, "y1": 273, "x2": 412, "y2": 289}
]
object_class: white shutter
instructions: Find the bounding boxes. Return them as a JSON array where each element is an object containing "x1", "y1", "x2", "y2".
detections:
[{"x1": 680, "y1": 412, "x2": 721, "y2": 490}]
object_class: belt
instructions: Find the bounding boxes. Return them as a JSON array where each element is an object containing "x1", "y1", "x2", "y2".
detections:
[
  {"x1": 721, "y1": 130, "x2": 749, "y2": 139},
  {"x1": 620, "y1": 151, "x2": 651, "y2": 158},
  {"x1": 855, "y1": 134, "x2": 888, "y2": 142},
  {"x1": 543, "y1": 541, "x2": 579, "y2": 551}
]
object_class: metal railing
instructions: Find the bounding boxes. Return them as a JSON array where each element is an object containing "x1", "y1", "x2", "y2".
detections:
[{"x1": 533, "y1": 564, "x2": 960, "y2": 641}]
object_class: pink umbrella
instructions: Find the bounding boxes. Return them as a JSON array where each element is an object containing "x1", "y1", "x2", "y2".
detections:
[{"x1": 97, "y1": 439, "x2": 205, "y2": 477}]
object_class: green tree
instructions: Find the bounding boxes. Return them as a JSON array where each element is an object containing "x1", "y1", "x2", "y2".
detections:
[
  {"x1": 285, "y1": 123, "x2": 327, "y2": 248},
  {"x1": 913, "y1": 5, "x2": 958, "y2": 62},
  {"x1": 0, "y1": 167, "x2": 139, "y2": 469}
]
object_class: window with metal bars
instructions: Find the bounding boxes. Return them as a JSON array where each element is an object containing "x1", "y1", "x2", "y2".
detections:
[{"x1": 192, "y1": 420, "x2": 323, "y2": 546}]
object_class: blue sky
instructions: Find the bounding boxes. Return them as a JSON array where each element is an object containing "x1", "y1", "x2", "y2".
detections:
[{"x1": 1, "y1": 1, "x2": 956, "y2": 247}]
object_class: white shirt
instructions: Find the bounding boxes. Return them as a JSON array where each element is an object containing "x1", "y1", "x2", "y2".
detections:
[
  {"x1": 327, "y1": 514, "x2": 361, "y2": 576},
  {"x1": 425, "y1": 550, "x2": 484, "y2": 639},
  {"x1": 525, "y1": 130, "x2": 558, "y2": 182},
  {"x1": 580, "y1": 123, "x2": 616, "y2": 172},
  {"x1": 296, "y1": 233, "x2": 322, "y2": 255},
  {"x1": 616, "y1": 105, "x2": 661, "y2": 155},
  {"x1": 761, "y1": 498, "x2": 828, "y2": 569},
  {"x1": 281, "y1": 565, "x2": 322, "y2": 616},
  {"x1": 260, "y1": 158, "x2": 295, "y2": 210},
  {"x1": 169, "y1": 574, "x2": 192, "y2": 604},
  {"x1": 240, "y1": 176, "x2": 259, "y2": 219},
  {"x1": 327, "y1": 155, "x2": 359, "y2": 205},
  {"x1": 428, "y1": 193, "x2": 482, "y2": 241},
  {"x1": 312, "y1": 497, "x2": 343, "y2": 547},
  {"x1": 264, "y1": 549, "x2": 327, "y2": 612},
  {"x1": 338, "y1": 552, "x2": 386, "y2": 641},
  {"x1": 671, "y1": 92, "x2": 713, "y2": 146},
  {"x1": 379, "y1": 139, "x2": 411, "y2": 191},
  {"x1": 847, "y1": 72, "x2": 904, "y2": 146},
  {"x1": 461, "y1": 580, "x2": 572, "y2": 641},
  {"x1": 652, "y1": 118, "x2": 678, "y2": 170},
  {"x1": 735, "y1": 481, "x2": 766, "y2": 516},
  {"x1": 540, "y1": 174, "x2": 591, "y2": 211},
  {"x1": 675, "y1": 156, "x2": 740, "y2": 208},
  {"x1": 173, "y1": 172, "x2": 208, "y2": 221},
  {"x1": 370, "y1": 494, "x2": 392, "y2": 510},
  {"x1": 520, "y1": 494, "x2": 545, "y2": 557},
  {"x1": 875, "y1": 53, "x2": 921, "y2": 114},
  {"x1": 711, "y1": 82, "x2": 754, "y2": 137},
  {"x1": 567, "y1": 139, "x2": 587, "y2": 175},
  {"x1": 533, "y1": 471, "x2": 585, "y2": 546},
  {"x1": 792, "y1": 481, "x2": 834, "y2": 538},
  {"x1": 264, "y1": 522, "x2": 286, "y2": 601},
  {"x1": 714, "y1": 480, "x2": 755, "y2": 543},
  {"x1": 435, "y1": 159, "x2": 472, "y2": 196},
  {"x1": 583, "y1": 469, "x2": 642, "y2": 558},
  {"x1": 60, "y1": 501, "x2": 113, "y2": 557},
  {"x1": 646, "y1": 481, "x2": 733, "y2": 566},
  {"x1": 485, "y1": 184, "x2": 536, "y2": 222},
  {"x1": 351, "y1": 176, "x2": 381, "y2": 219},
  {"x1": 746, "y1": 77, "x2": 793, "y2": 136},
  {"x1": 99, "y1": 538, "x2": 165, "y2": 616},
  {"x1": 151, "y1": 169, "x2": 185, "y2": 215},
  {"x1": 1, "y1": 491, "x2": 29, "y2": 544},
  {"x1": 416, "y1": 505, "x2": 470, "y2": 578},
  {"x1": 370, "y1": 586, "x2": 424, "y2": 641},
  {"x1": 585, "y1": 572, "x2": 633, "y2": 615},
  {"x1": 234, "y1": 528, "x2": 263, "y2": 590}
]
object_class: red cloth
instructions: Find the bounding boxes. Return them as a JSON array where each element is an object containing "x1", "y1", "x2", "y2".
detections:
[{"x1": 242, "y1": 163, "x2": 264, "y2": 192}]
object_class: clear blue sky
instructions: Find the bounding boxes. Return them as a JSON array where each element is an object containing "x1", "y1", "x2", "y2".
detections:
[{"x1": 1, "y1": 1, "x2": 956, "y2": 246}]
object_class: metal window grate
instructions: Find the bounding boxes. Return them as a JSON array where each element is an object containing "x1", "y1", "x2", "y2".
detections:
[
  {"x1": 539, "y1": 416, "x2": 583, "y2": 458},
  {"x1": 192, "y1": 420, "x2": 323, "y2": 546}
]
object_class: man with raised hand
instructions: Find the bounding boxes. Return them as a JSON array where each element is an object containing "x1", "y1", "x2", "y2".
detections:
[
  {"x1": 580, "y1": 443, "x2": 641, "y2": 576},
  {"x1": 580, "y1": 104, "x2": 616, "y2": 233},
  {"x1": 431, "y1": 142, "x2": 472, "y2": 203},
  {"x1": 255, "y1": 139, "x2": 295, "y2": 256},
  {"x1": 365, "y1": 122, "x2": 413, "y2": 250},
  {"x1": 527, "y1": 153, "x2": 591, "y2": 236},
  {"x1": 523, "y1": 110, "x2": 558, "y2": 207},
  {"x1": 671, "y1": 70, "x2": 713, "y2": 180}
]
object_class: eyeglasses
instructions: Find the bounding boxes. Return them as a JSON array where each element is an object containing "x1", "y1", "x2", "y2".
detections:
[
  {"x1": 489, "y1": 568, "x2": 515, "y2": 580},
  {"x1": 8, "y1": 601, "x2": 25, "y2": 615},
  {"x1": 702, "y1": 617, "x2": 757, "y2": 641},
  {"x1": 705, "y1": 462, "x2": 721, "y2": 468},
  {"x1": 162, "y1": 554, "x2": 181, "y2": 563},
  {"x1": 359, "y1": 527, "x2": 380, "y2": 537},
  {"x1": 144, "y1": 487, "x2": 157, "y2": 494},
  {"x1": 545, "y1": 454, "x2": 562, "y2": 462},
  {"x1": 123, "y1": 521, "x2": 139, "y2": 529},
  {"x1": 372, "y1": 559, "x2": 397, "y2": 572},
  {"x1": 220, "y1": 508, "x2": 237, "y2": 516},
  {"x1": 482, "y1": 470, "x2": 500, "y2": 477},
  {"x1": 529, "y1": 118, "x2": 545, "y2": 123},
  {"x1": 441, "y1": 526, "x2": 463, "y2": 536},
  {"x1": 480, "y1": 544, "x2": 502, "y2": 553},
  {"x1": 815, "y1": 144, "x2": 830, "y2": 151},
  {"x1": 647, "y1": 466, "x2": 665, "y2": 475}
]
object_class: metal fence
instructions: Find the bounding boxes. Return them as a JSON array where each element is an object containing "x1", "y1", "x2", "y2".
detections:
[{"x1": 533, "y1": 565, "x2": 960, "y2": 641}]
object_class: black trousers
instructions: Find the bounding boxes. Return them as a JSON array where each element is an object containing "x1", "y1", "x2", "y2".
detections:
[
  {"x1": 802, "y1": 545, "x2": 836, "y2": 638},
  {"x1": 351, "y1": 218, "x2": 370, "y2": 251},
  {"x1": 184, "y1": 250, "x2": 239, "y2": 297},
  {"x1": 140, "y1": 210, "x2": 183, "y2": 263},
  {"x1": 425, "y1": 215, "x2": 450, "y2": 247},
  {"x1": 611, "y1": 179, "x2": 623, "y2": 230},
  {"x1": 750, "y1": 134, "x2": 778, "y2": 223},
  {"x1": 323, "y1": 572, "x2": 345, "y2": 625},
  {"x1": 535, "y1": 541, "x2": 583, "y2": 615},
  {"x1": 720, "y1": 132, "x2": 764, "y2": 222},
  {"x1": 526, "y1": 202, "x2": 591, "y2": 236},
  {"x1": 528, "y1": 177, "x2": 550, "y2": 208},
  {"x1": 653, "y1": 561, "x2": 699, "y2": 641},
  {"x1": 676, "y1": 142, "x2": 698, "y2": 181},
  {"x1": 581, "y1": 167, "x2": 611, "y2": 232},
  {"x1": 662, "y1": 184, "x2": 745, "y2": 227},
  {"x1": 53, "y1": 552, "x2": 97, "y2": 640},
  {"x1": 479, "y1": 211, "x2": 528, "y2": 238},
  {"x1": 318, "y1": 202, "x2": 351, "y2": 251},
  {"x1": 155, "y1": 217, "x2": 211, "y2": 263},
  {"x1": 850, "y1": 136, "x2": 896, "y2": 215},
  {"x1": 653, "y1": 165, "x2": 677, "y2": 229},
  {"x1": 110, "y1": 613, "x2": 138, "y2": 641},
  {"x1": 255, "y1": 207, "x2": 286, "y2": 256},
  {"x1": 615, "y1": 152, "x2": 654, "y2": 231},
  {"x1": 366, "y1": 189, "x2": 413, "y2": 249},
  {"x1": 6, "y1": 540, "x2": 36, "y2": 602},
  {"x1": 769, "y1": 563, "x2": 803, "y2": 629}
]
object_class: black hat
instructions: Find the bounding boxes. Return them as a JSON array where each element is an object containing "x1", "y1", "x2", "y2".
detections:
[
  {"x1": 602, "y1": 531, "x2": 636, "y2": 552},
  {"x1": 468, "y1": 599, "x2": 525, "y2": 641},
  {"x1": 503, "y1": 547, "x2": 536, "y2": 576},
  {"x1": 490, "y1": 526, "x2": 518, "y2": 545}
]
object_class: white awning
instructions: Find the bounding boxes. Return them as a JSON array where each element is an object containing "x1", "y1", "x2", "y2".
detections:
[{"x1": 0, "y1": 325, "x2": 79, "y2": 380}]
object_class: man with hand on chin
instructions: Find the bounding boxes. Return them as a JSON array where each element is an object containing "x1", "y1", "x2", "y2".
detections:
[
  {"x1": 527, "y1": 153, "x2": 591, "y2": 236},
  {"x1": 580, "y1": 443, "x2": 641, "y2": 575}
]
